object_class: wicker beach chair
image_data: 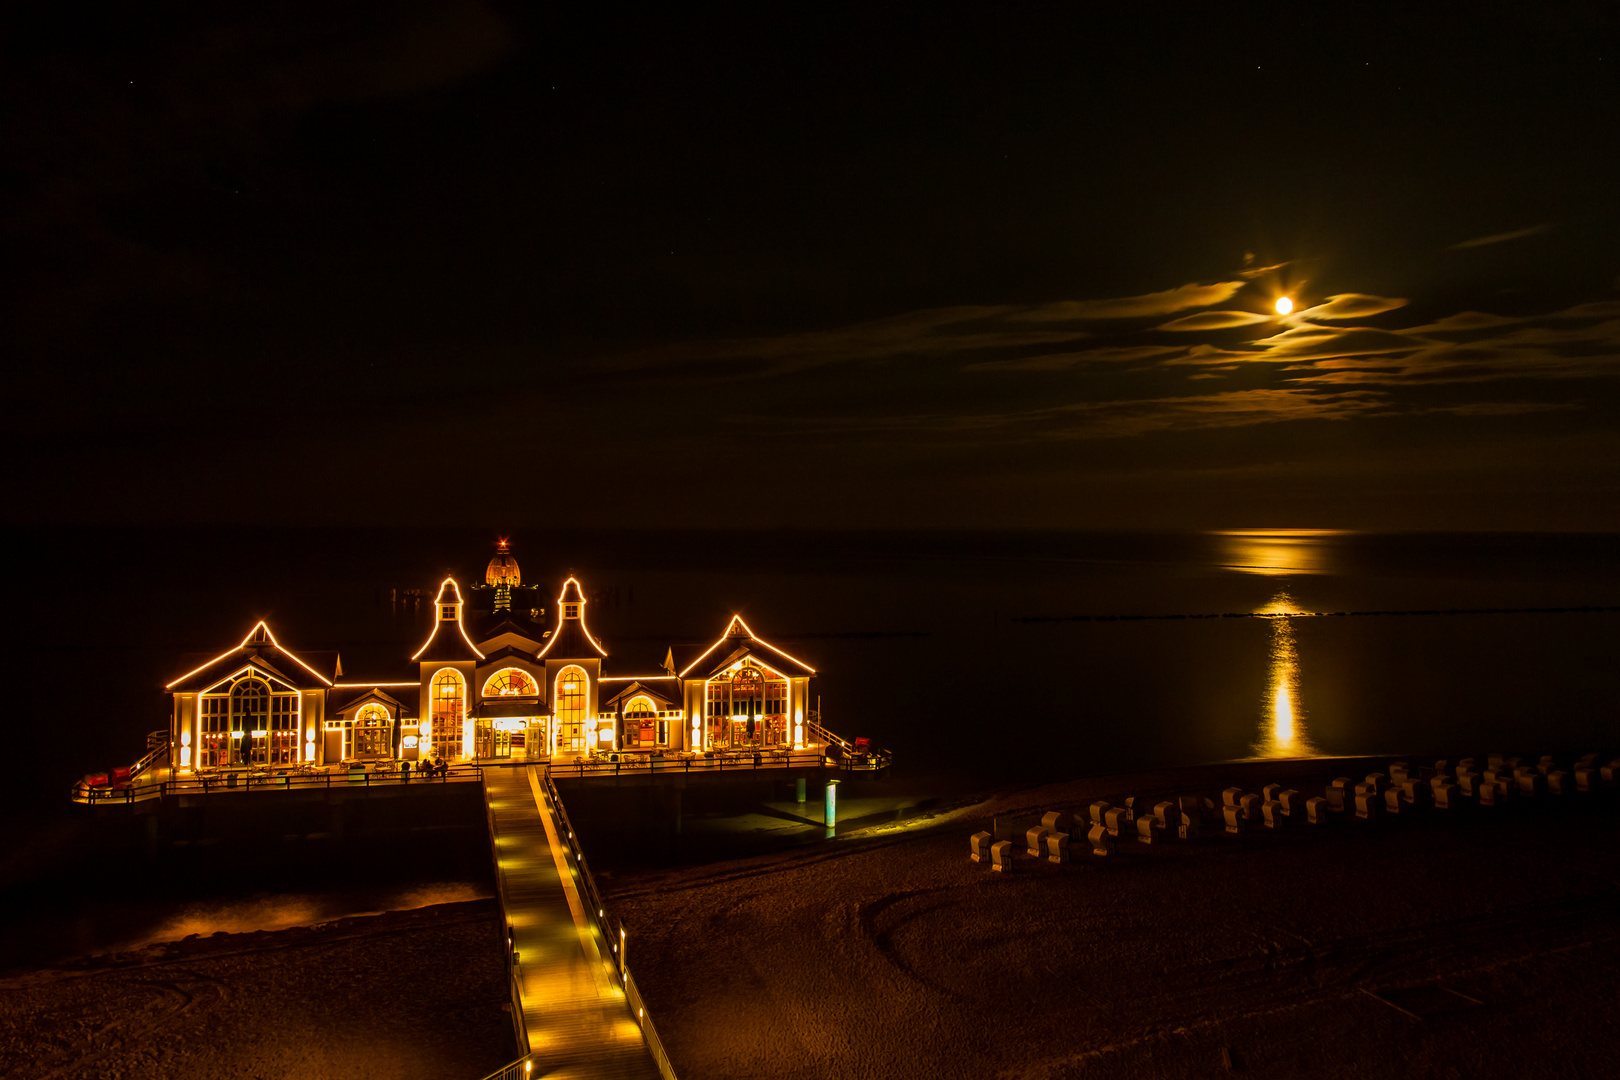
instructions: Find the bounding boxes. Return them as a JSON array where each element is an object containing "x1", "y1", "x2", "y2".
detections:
[
  {"x1": 970, "y1": 831, "x2": 993, "y2": 862},
  {"x1": 991, "y1": 840, "x2": 1014, "y2": 872},
  {"x1": 1026, "y1": 826, "x2": 1051, "y2": 858},
  {"x1": 1046, "y1": 831, "x2": 1070, "y2": 864},
  {"x1": 1088, "y1": 823, "x2": 1116, "y2": 856},
  {"x1": 1305, "y1": 796, "x2": 1329, "y2": 824}
]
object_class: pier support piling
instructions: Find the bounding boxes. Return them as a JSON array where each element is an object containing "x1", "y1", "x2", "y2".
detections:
[
  {"x1": 796, "y1": 777, "x2": 807, "y2": 804},
  {"x1": 825, "y1": 779, "x2": 838, "y2": 829}
]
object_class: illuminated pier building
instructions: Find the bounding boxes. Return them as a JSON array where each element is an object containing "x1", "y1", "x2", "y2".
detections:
[{"x1": 164, "y1": 543, "x2": 818, "y2": 773}]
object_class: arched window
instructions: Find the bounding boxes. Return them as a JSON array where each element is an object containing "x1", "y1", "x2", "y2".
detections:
[
  {"x1": 354, "y1": 703, "x2": 392, "y2": 759},
  {"x1": 483, "y1": 668, "x2": 537, "y2": 699},
  {"x1": 430, "y1": 669, "x2": 465, "y2": 761},
  {"x1": 624, "y1": 696, "x2": 657, "y2": 719},
  {"x1": 555, "y1": 667, "x2": 588, "y2": 753},
  {"x1": 231, "y1": 678, "x2": 269, "y2": 765}
]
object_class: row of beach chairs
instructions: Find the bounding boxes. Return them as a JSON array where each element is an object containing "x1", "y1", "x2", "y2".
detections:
[{"x1": 969, "y1": 752, "x2": 1619, "y2": 870}]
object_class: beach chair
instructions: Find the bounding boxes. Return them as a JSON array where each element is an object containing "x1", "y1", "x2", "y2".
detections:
[
  {"x1": 1222, "y1": 787, "x2": 1244, "y2": 808},
  {"x1": 1516, "y1": 771, "x2": 1546, "y2": 798},
  {"x1": 1456, "y1": 770, "x2": 1482, "y2": 797},
  {"x1": 1104, "y1": 807, "x2": 1130, "y2": 838},
  {"x1": 1477, "y1": 780, "x2": 1503, "y2": 808},
  {"x1": 1089, "y1": 801, "x2": 1112, "y2": 827},
  {"x1": 1046, "y1": 831, "x2": 1070, "y2": 864},
  {"x1": 1363, "y1": 774, "x2": 1387, "y2": 795},
  {"x1": 1177, "y1": 794, "x2": 1202, "y2": 838},
  {"x1": 991, "y1": 840, "x2": 1014, "y2": 872},
  {"x1": 1487, "y1": 753, "x2": 1506, "y2": 770},
  {"x1": 1223, "y1": 805, "x2": 1246, "y2": 834},
  {"x1": 1455, "y1": 758, "x2": 1477, "y2": 779},
  {"x1": 1026, "y1": 826, "x2": 1051, "y2": 858},
  {"x1": 1433, "y1": 759, "x2": 1449, "y2": 777},
  {"x1": 1432, "y1": 778, "x2": 1458, "y2": 810},
  {"x1": 1305, "y1": 796, "x2": 1329, "y2": 824},
  {"x1": 1538, "y1": 755, "x2": 1557, "y2": 776},
  {"x1": 1042, "y1": 811, "x2": 1072, "y2": 835},
  {"x1": 1262, "y1": 800, "x2": 1286, "y2": 829},
  {"x1": 1088, "y1": 823, "x2": 1116, "y2": 856},
  {"x1": 1152, "y1": 801, "x2": 1176, "y2": 832},
  {"x1": 1354, "y1": 789, "x2": 1380, "y2": 819},
  {"x1": 1602, "y1": 759, "x2": 1620, "y2": 788},
  {"x1": 1547, "y1": 771, "x2": 1572, "y2": 797},
  {"x1": 1325, "y1": 778, "x2": 1354, "y2": 813},
  {"x1": 1239, "y1": 793, "x2": 1262, "y2": 822},
  {"x1": 1278, "y1": 789, "x2": 1302, "y2": 818},
  {"x1": 1389, "y1": 762, "x2": 1411, "y2": 785},
  {"x1": 970, "y1": 831, "x2": 993, "y2": 863},
  {"x1": 1262, "y1": 783, "x2": 1283, "y2": 803},
  {"x1": 1136, "y1": 816, "x2": 1163, "y2": 844},
  {"x1": 1574, "y1": 763, "x2": 1597, "y2": 793}
]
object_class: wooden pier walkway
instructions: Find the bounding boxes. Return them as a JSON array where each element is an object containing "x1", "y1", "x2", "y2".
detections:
[{"x1": 484, "y1": 765, "x2": 666, "y2": 1079}]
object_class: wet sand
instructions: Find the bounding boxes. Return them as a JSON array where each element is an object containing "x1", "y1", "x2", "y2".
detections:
[
  {"x1": 0, "y1": 900, "x2": 515, "y2": 1080},
  {"x1": 606, "y1": 758, "x2": 1620, "y2": 1080}
]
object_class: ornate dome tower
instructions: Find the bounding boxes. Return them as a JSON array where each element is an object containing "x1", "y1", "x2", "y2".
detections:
[{"x1": 486, "y1": 539, "x2": 521, "y2": 586}]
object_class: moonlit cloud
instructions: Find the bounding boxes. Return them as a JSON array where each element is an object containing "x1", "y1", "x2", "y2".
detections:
[
  {"x1": 1447, "y1": 224, "x2": 1554, "y2": 250},
  {"x1": 601, "y1": 274, "x2": 1620, "y2": 446},
  {"x1": 1010, "y1": 281, "x2": 1247, "y2": 322},
  {"x1": 1156, "y1": 311, "x2": 1274, "y2": 331},
  {"x1": 1294, "y1": 293, "x2": 1408, "y2": 321}
]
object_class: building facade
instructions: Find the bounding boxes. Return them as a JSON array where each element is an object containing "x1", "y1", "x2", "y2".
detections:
[{"x1": 166, "y1": 545, "x2": 818, "y2": 772}]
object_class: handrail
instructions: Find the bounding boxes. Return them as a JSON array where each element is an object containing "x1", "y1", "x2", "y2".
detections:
[
  {"x1": 472, "y1": 1054, "x2": 534, "y2": 1080},
  {"x1": 482, "y1": 776, "x2": 530, "y2": 1057},
  {"x1": 72, "y1": 744, "x2": 892, "y2": 805},
  {"x1": 537, "y1": 765, "x2": 679, "y2": 1080}
]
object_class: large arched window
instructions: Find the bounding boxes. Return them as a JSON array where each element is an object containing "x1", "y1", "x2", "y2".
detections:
[
  {"x1": 483, "y1": 667, "x2": 538, "y2": 699},
  {"x1": 430, "y1": 669, "x2": 465, "y2": 761},
  {"x1": 230, "y1": 678, "x2": 269, "y2": 765},
  {"x1": 555, "y1": 667, "x2": 589, "y2": 754},
  {"x1": 354, "y1": 703, "x2": 392, "y2": 759}
]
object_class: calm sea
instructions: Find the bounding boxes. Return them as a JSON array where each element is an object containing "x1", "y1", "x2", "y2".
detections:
[
  {"x1": 4, "y1": 528, "x2": 1618, "y2": 965},
  {"x1": 11, "y1": 527, "x2": 1620, "y2": 805}
]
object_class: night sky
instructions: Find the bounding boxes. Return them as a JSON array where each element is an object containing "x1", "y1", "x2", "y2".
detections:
[{"x1": 7, "y1": 3, "x2": 1620, "y2": 530}]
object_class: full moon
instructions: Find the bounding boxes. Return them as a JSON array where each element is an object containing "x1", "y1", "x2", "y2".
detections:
[{"x1": 1275, "y1": 296, "x2": 1293, "y2": 315}]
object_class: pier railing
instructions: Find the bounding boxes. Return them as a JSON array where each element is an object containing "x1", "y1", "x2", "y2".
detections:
[
  {"x1": 537, "y1": 765, "x2": 680, "y2": 1080},
  {"x1": 72, "y1": 744, "x2": 889, "y2": 805}
]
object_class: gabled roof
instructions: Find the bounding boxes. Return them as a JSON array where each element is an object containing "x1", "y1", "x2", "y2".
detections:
[
  {"x1": 676, "y1": 616, "x2": 816, "y2": 680},
  {"x1": 601, "y1": 678, "x2": 681, "y2": 710},
  {"x1": 166, "y1": 621, "x2": 340, "y2": 692},
  {"x1": 536, "y1": 576, "x2": 607, "y2": 659},
  {"x1": 477, "y1": 644, "x2": 545, "y2": 668},
  {"x1": 412, "y1": 578, "x2": 485, "y2": 663},
  {"x1": 473, "y1": 609, "x2": 547, "y2": 653},
  {"x1": 328, "y1": 686, "x2": 416, "y2": 718}
]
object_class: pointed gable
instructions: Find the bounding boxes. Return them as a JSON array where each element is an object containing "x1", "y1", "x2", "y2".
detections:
[
  {"x1": 166, "y1": 621, "x2": 340, "y2": 692},
  {"x1": 677, "y1": 615, "x2": 816, "y2": 681},
  {"x1": 536, "y1": 576, "x2": 608, "y2": 660},
  {"x1": 412, "y1": 578, "x2": 485, "y2": 663}
]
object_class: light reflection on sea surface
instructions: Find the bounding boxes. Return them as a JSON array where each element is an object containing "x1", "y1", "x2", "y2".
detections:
[
  {"x1": 1251, "y1": 592, "x2": 1318, "y2": 758},
  {"x1": 1214, "y1": 528, "x2": 1347, "y2": 577}
]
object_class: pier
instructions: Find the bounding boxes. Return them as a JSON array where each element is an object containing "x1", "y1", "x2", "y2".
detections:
[{"x1": 485, "y1": 764, "x2": 666, "y2": 1078}]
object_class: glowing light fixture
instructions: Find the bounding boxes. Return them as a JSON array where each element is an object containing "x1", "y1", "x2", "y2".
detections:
[{"x1": 1275, "y1": 296, "x2": 1293, "y2": 315}]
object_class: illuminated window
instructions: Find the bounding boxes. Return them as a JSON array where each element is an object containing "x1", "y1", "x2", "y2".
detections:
[
  {"x1": 564, "y1": 604, "x2": 579, "y2": 619},
  {"x1": 431, "y1": 669, "x2": 464, "y2": 761},
  {"x1": 555, "y1": 666, "x2": 589, "y2": 753},
  {"x1": 353, "y1": 703, "x2": 392, "y2": 759},
  {"x1": 483, "y1": 668, "x2": 537, "y2": 698},
  {"x1": 625, "y1": 695, "x2": 662, "y2": 746}
]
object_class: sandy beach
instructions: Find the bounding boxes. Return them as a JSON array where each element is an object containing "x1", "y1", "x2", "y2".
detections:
[
  {"x1": 5, "y1": 757, "x2": 1616, "y2": 1080},
  {"x1": 606, "y1": 757, "x2": 1620, "y2": 1080},
  {"x1": 0, "y1": 900, "x2": 515, "y2": 1080}
]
